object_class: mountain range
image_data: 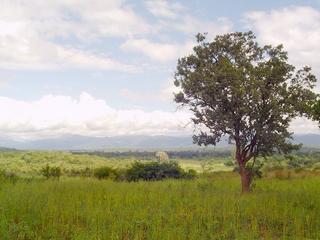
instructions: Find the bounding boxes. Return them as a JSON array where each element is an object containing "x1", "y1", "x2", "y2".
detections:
[{"x1": 0, "y1": 134, "x2": 319, "y2": 150}]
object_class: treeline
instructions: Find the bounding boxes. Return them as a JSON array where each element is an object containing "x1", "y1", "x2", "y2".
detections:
[
  {"x1": 72, "y1": 147, "x2": 320, "y2": 160},
  {"x1": 71, "y1": 149, "x2": 233, "y2": 159}
]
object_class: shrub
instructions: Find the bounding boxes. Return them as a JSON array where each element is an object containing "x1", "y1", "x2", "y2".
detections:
[
  {"x1": 68, "y1": 168, "x2": 92, "y2": 177},
  {"x1": 41, "y1": 165, "x2": 50, "y2": 179},
  {"x1": 287, "y1": 159, "x2": 303, "y2": 169},
  {"x1": 50, "y1": 167, "x2": 62, "y2": 179},
  {"x1": 125, "y1": 161, "x2": 195, "y2": 182},
  {"x1": 0, "y1": 169, "x2": 18, "y2": 183},
  {"x1": 113, "y1": 168, "x2": 127, "y2": 182},
  {"x1": 224, "y1": 160, "x2": 235, "y2": 167},
  {"x1": 183, "y1": 169, "x2": 197, "y2": 179},
  {"x1": 80, "y1": 167, "x2": 92, "y2": 177},
  {"x1": 93, "y1": 167, "x2": 114, "y2": 180},
  {"x1": 40, "y1": 165, "x2": 62, "y2": 179}
]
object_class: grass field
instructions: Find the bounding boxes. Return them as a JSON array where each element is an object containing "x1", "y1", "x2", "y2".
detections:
[
  {"x1": 1, "y1": 174, "x2": 320, "y2": 239},
  {"x1": 1, "y1": 151, "x2": 320, "y2": 239}
]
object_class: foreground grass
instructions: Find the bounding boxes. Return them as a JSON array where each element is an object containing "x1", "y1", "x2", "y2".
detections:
[{"x1": 1, "y1": 174, "x2": 320, "y2": 239}]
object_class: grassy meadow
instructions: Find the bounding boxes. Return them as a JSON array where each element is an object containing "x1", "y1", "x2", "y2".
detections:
[
  {"x1": 1, "y1": 175, "x2": 320, "y2": 239},
  {"x1": 1, "y1": 150, "x2": 320, "y2": 239}
]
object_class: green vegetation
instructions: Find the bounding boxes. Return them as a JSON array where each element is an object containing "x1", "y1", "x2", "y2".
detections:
[
  {"x1": 310, "y1": 97, "x2": 320, "y2": 124},
  {"x1": 0, "y1": 150, "x2": 320, "y2": 239},
  {"x1": 174, "y1": 31, "x2": 317, "y2": 192},
  {"x1": 1, "y1": 150, "x2": 320, "y2": 178},
  {"x1": 124, "y1": 161, "x2": 196, "y2": 181},
  {"x1": 41, "y1": 165, "x2": 62, "y2": 179},
  {"x1": 1, "y1": 174, "x2": 320, "y2": 239},
  {"x1": 93, "y1": 166, "x2": 115, "y2": 180},
  {"x1": 0, "y1": 150, "x2": 233, "y2": 177}
]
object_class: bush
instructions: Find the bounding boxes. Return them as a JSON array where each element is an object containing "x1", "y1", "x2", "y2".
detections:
[
  {"x1": 125, "y1": 161, "x2": 196, "y2": 182},
  {"x1": 41, "y1": 165, "x2": 62, "y2": 179},
  {"x1": 93, "y1": 167, "x2": 114, "y2": 180},
  {"x1": 183, "y1": 169, "x2": 197, "y2": 179},
  {"x1": 0, "y1": 169, "x2": 18, "y2": 183},
  {"x1": 113, "y1": 168, "x2": 127, "y2": 182},
  {"x1": 41, "y1": 165, "x2": 50, "y2": 179},
  {"x1": 287, "y1": 159, "x2": 303, "y2": 169},
  {"x1": 50, "y1": 167, "x2": 62, "y2": 179},
  {"x1": 80, "y1": 167, "x2": 92, "y2": 177},
  {"x1": 67, "y1": 167, "x2": 92, "y2": 177},
  {"x1": 224, "y1": 160, "x2": 235, "y2": 167}
]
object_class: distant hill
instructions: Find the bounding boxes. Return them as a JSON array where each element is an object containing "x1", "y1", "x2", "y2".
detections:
[
  {"x1": 0, "y1": 134, "x2": 318, "y2": 150},
  {"x1": 0, "y1": 146, "x2": 17, "y2": 151},
  {"x1": 2, "y1": 135, "x2": 196, "y2": 150}
]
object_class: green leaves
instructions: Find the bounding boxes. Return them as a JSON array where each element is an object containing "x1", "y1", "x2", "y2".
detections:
[
  {"x1": 174, "y1": 31, "x2": 317, "y2": 163},
  {"x1": 309, "y1": 97, "x2": 320, "y2": 124}
]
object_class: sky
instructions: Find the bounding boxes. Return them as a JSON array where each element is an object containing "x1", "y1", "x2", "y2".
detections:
[{"x1": 0, "y1": 0, "x2": 320, "y2": 140}]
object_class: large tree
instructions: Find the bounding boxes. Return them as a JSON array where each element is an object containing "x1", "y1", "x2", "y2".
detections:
[
  {"x1": 174, "y1": 31, "x2": 317, "y2": 192},
  {"x1": 310, "y1": 98, "x2": 320, "y2": 125}
]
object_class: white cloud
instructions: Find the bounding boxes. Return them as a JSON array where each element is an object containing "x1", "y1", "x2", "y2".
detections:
[
  {"x1": 145, "y1": 0, "x2": 232, "y2": 36},
  {"x1": 120, "y1": 79, "x2": 180, "y2": 102},
  {"x1": 0, "y1": 80, "x2": 9, "y2": 89},
  {"x1": 145, "y1": 0, "x2": 184, "y2": 19},
  {"x1": 0, "y1": 0, "x2": 148, "y2": 71},
  {"x1": 121, "y1": 38, "x2": 194, "y2": 61},
  {"x1": 167, "y1": 16, "x2": 233, "y2": 38},
  {"x1": 158, "y1": 81, "x2": 181, "y2": 101},
  {"x1": 0, "y1": 92, "x2": 191, "y2": 140},
  {"x1": 0, "y1": 0, "x2": 150, "y2": 39},
  {"x1": 0, "y1": 0, "x2": 233, "y2": 69},
  {"x1": 0, "y1": 92, "x2": 317, "y2": 140},
  {"x1": 289, "y1": 117, "x2": 320, "y2": 134},
  {"x1": 121, "y1": 0, "x2": 233, "y2": 62},
  {"x1": 0, "y1": 36, "x2": 137, "y2": 72},
  {"x1": 245, "y1": 6, "x2": 320, "y2": 79}
]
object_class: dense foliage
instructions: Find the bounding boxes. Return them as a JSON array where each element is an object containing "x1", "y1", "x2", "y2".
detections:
[
  {"x1": 41, "y1": 165, "x2": 61, "y2": 179},
  {"x1": 125, "y1": 161, "x2": 196, "y2": 181},
  {"x1": 72, "y1": 148, "x2": 232, "y2": 159},
  {"x1": 93, "y1": 166, "x2": 115, "y2": 180},
  {"x1": 174, "y1": 31, "x2": 317, "y2": 191},
  {"x1": 310, "y1": 97, "x2": 320, "y2": 125}
]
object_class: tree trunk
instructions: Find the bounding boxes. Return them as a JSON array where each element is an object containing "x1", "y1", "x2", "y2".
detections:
[
  {"x1": 240, "y1": 165, "x2": 251, "y2": 193},
  {"x1": 235, "y1": 141, "x2": 252, "y2": 193}
]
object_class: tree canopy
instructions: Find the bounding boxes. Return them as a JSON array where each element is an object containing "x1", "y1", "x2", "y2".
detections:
[
  {"x1": 174, "y1": 31, "x2": 317, "y2": 192},
  {"x1": 310, "y1": 97, "x2": 320, "y2": 125}
]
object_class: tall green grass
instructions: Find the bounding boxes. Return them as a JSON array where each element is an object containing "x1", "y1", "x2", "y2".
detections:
[{"x1": 1, "y1": 175, "x2": 320, "y2": 239}]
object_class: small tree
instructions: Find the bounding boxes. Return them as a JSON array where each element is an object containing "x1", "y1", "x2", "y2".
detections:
[
  {"x1": 50, "y1": 166, "x2": 61, "y2": 179},
  {"x1": 41, "y1": 164, "x2": 50, "y2": 179},
  {"x1": 174, "y1": 31, "x2": 317, "y2": 192},
  {"x1": 93, "y1": 166, "x2": 114, "y2": 180},
  {"x1": 41, "y1": 165, "x2": 61, "y2": 180}
]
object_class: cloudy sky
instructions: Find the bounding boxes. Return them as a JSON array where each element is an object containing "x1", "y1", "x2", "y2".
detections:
[{"x1": 0, "y1": 0, "x2": 320, "y2": 140}]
